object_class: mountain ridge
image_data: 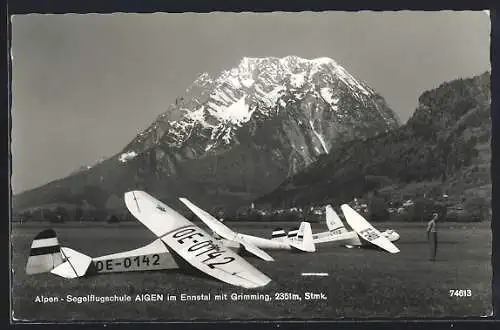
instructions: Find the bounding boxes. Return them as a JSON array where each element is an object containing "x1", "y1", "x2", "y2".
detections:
[
  {"x1": 255, "y1": 71, "x2": 491, "y2": 219},
  {"x1": 12, "y1": 55, "x2": 400, "y2": 214}
]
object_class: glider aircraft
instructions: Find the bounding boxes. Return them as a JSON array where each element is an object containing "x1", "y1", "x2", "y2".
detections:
[
  {"x1": 178, "y1": 198, "x2": 315, "y2": 262},
  {"x1": 25, "y1": 190, "x2": 272, "y2": 289},
  {"x1": 271, "y1": 204, "x2": 400, "y2": 254}
]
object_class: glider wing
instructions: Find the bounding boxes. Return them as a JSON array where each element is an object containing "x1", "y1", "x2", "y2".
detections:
[
  {"x1": 124, "y1": 191, "x2": 271, "y2": 288},
  {"x1": 341, "y1": 204, "x2": 400, "y2": 254},
  {"x1": 179, "y1": 197, "x2": 274, "y2": 262}
]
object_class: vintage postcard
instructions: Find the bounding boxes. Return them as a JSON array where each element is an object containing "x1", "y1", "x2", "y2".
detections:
[{"x1": 10, "y1": 11, "x2": 492, "y2": 322}]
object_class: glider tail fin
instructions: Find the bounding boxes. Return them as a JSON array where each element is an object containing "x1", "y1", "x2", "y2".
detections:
[
  {"x1": 289, "y1": 222, "x2": 316, "y2": 252},
  {"x1": 26, "y1": 229, "x2": 64, "y2": 275},
  {"x1": 50, "y1": 247, "x2": 93, "y2": 278},
  {"x1": 325, "y1": 205, "x2": 347, "y2": 234},
  {"x1": 26, "y1": 229, "x2": 93, "y2": 278}
]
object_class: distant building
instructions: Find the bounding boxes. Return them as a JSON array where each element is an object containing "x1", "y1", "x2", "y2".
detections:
[
  {"x1": 312, "y1": 209, "x2": 323, "y2": 215},
  {"x1": 403, "y1": 199, "x2": 415, "y2": 207}
]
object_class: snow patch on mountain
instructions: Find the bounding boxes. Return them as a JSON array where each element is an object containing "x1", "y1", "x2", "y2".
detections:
[
  {"x1": 189, "y1": 106, "x2": 215, "y2": 128},
  {"x1": 241, "y1": 77, "x2": 255, "y2": 88},
  {"x1": 312, "y1": 57, "x2": 335, "y2": 66},
  {"x1": 205, "y1": 142, "x2": 215, "y2": 152},
  {"x1": 226, "y1": 72, "x2": 242, "y2": 89},
  {"x1": 290, "y1": 73, "x2": 306, "y2": 88},
  {"x1": 215, "y1": 96, "x2": 253, "y2": 126},
  {"x1": 256, "y1": 85, "x2": 285, "y2": 107},
  {"x1": 331, "y1": 65, "x2": 372, "y2": 98},
  {"x1": 119, "y1": 151, "x2": 138, "y2": 163},
  {"x1": 309, "y1": 120, "x2": 329, "y2": 154},
  {"x1": 210, "y1": 125, "x2": 234, "y2": 145},
  {"x1": 320, "y1": 87, "x2": 334, "y2": 104},
  {"x1": 193, "y1": 72, "x2": 213, "y2": 86},
  {"x1": 71, "y1": 157, "x2": 107, "y2": 175},
  {"x1": 319, "y1": 88, "x2": 341, "y2": 112}
]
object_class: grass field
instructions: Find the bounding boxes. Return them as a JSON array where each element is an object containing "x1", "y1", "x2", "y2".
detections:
[{"x1": 11, "y1": 221, "x2": 492, "y2": 321}]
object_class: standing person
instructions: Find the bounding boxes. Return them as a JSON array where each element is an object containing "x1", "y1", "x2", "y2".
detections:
[{"x1": 426, "y1": 212, "x2": 439, "y2": 261}]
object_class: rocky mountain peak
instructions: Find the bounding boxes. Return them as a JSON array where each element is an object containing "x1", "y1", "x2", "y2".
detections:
[
  {"x1": 121, "y1": 56, "x2": 398, "y2": 160},
  {"x1": 13, "y1": 56, "x2": 400, "y2": 213}
]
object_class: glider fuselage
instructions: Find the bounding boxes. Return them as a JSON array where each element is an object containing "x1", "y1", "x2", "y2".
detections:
[
  {"x1": 89, "y1": 239, "x2": 178, "y2": 274},
  {"x1": 217, "y1": 233, "x2": 293, "y2": 250},
  {"x1": 312, "y1": 230, "x2": 361, "y2": 246}
]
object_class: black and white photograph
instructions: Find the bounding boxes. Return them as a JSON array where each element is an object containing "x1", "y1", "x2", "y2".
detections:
[{"x1": 10, "y1": 10, "x2": 492, "y2": 322}]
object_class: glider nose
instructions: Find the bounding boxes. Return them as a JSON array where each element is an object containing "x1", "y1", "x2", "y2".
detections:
[{"x1": 383, "y1": 229, "x2": 400, "y2": 242}]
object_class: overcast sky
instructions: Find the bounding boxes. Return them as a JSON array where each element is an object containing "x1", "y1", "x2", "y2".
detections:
[{"x1": 11, "y1": 11, "x2": 491, "y2": 194}]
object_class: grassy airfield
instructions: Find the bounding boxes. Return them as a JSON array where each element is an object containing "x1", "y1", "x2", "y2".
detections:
[{"x1": 11, "y1": 221, "x2": 492, "y2": 321}]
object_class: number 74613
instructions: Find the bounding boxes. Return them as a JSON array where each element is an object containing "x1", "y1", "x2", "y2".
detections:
[{"x1": 449, "y1": 289, "x2": 472, "y2": 297}]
